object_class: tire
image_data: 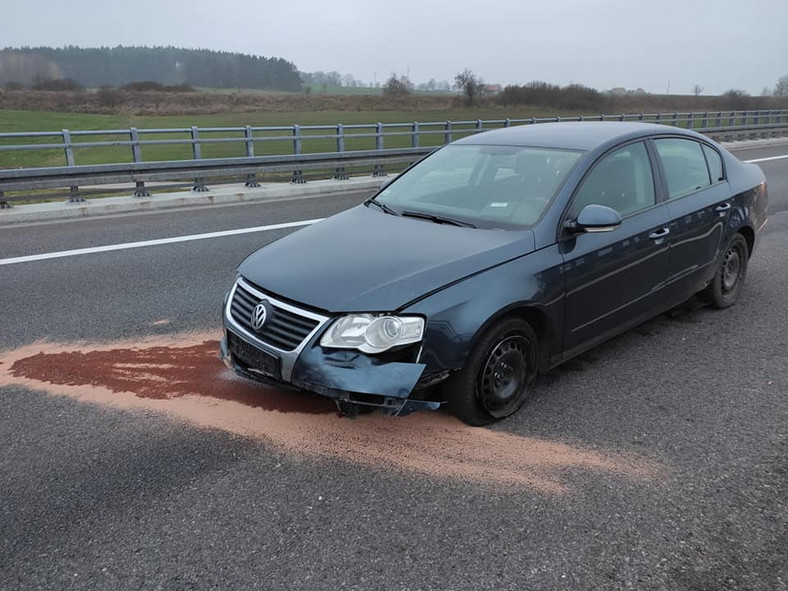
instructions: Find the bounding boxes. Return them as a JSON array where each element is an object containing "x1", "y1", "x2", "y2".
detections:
[
  {"x1": 701, "y1": 233, "x2": 749, "y2": 309},
  {"x1": 443, "y1": 317, "x2": 539, "y2": 426}
]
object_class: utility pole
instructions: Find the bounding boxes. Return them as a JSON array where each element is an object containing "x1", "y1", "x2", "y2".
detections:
[{"x1": 666, "y1": 80, "x2": 670, "y2": 95}]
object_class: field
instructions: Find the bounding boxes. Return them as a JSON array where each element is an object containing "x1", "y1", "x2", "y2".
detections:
[
  {"x1": 1, "y1": 92, "x2": 786, "y2": 170},
  {"x1": 0, "y1": 107, "x2": 556, "y2": 169}
]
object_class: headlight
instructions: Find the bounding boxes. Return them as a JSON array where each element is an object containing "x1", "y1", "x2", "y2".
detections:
[{"x1": 320, "y1": 314, "x2": 424, "y2": 354}]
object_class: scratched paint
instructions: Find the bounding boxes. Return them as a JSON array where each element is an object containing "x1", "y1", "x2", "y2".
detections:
[{"x1": 0, "y1": 333, "x2": 665, "y2": 493}]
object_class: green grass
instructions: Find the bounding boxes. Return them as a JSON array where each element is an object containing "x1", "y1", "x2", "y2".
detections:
[
  {"x1": 3, "y1": 106, "x2": 758, "y2": 170},
  {"x1": 301, "y1": 84, "x2": 453, "y2": 97},
  {"x1": 0, "y1": 107, "x2": 556, "y2": 168},
  {"x1": 303, "y1": 84, "x2": 383, "y2": 96}
]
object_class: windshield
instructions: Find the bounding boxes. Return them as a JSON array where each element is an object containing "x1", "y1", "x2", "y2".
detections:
[{"x1": 374, "y1": 144, "x2": 583, "y2": 229}]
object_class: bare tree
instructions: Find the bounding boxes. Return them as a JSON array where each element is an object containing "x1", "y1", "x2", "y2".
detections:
[
  {"x1": 382, "y1": 73, "x2": 414, "y2": 97},
  {"x1": 692, "y1": 83, "x2": 703, "y2": 97},
  {"x1": 722, "y1": 89, "x2": 750, "y2": 110},
  {"x1": 775, "y1": 74, "x2": 788, "y2": 96},
  {"x1": 454, "y1": 69, "x2": 482, "y2": 106}
]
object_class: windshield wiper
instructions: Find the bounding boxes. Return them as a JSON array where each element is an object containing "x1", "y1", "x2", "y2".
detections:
[
  {"x1": 401, "y1": 210, "x2": 477, "y2": 228},
  {"x1": 366, "y1": 197, "x2": 400, "y2": 216}
]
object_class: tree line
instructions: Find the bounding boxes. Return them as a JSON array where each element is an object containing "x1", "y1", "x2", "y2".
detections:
[{"x1": 0, "y1": 46, "x2": 303, "y2": 91}]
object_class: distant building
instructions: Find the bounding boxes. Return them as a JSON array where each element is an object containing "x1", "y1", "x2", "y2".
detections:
[
  {"x1": 609, "y1": 86, "x2": 649, "y2": 96},
  {"x1": 482, "y1": 84, "x2": 502, "y2": 95}
]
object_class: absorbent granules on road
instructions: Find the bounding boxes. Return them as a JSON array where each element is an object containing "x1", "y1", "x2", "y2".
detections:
[{"x1": 0, "y1": 332, "x2": 664, "y2": 494}]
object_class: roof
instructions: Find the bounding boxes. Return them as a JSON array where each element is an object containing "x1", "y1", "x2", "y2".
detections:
[{"x1": 455, "y1": 121, "x2": 697, "y2": 151}]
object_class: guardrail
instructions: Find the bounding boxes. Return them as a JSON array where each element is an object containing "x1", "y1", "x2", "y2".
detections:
[{"x1": 1, "y1": 109, "x2": 787, "y2": 207}]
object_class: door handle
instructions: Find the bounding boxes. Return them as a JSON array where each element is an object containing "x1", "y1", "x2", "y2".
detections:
[
  {"x1": 715, "y1": 203, "x2": 731, "y2": 213},
  {"x1": 649, "y1": 228, "x2": 670, "y2": 240}
]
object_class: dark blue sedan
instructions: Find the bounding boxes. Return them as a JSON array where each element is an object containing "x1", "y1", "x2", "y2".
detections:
[{"x1": 220, "y1": 122, "x2": 768, "y2": 425}]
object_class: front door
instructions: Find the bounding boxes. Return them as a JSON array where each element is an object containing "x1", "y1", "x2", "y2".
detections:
[{"x1": 560, "y1": 141, "x2": 671, "y2": 353}]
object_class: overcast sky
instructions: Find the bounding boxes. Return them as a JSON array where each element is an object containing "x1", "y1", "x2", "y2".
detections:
[{"x1": 3, "y1": 0, "x2": 786, "y2": 95}]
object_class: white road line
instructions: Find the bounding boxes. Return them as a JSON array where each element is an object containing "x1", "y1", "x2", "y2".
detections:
[
  {"x1": 744, "y1": 154, "x2": 788, "y2": 163},
  {"x1": 0, "y1": 218, "x2": 323, "y2": 267}
]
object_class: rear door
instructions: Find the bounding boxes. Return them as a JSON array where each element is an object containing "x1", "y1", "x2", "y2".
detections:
[
  {"x1": 653, "y1": 138, "x2": 731, "y2": 296},
  {"x1": 560, "y1": 141, "x2": 671, "y2": 353}
]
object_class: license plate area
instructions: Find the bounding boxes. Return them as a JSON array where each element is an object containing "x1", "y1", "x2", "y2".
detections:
[{"x1": 227, "y1": 332, "x2": 281, "y2": 379}]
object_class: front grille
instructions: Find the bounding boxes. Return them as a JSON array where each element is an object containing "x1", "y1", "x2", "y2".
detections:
[{"x1": 230, "y1": 282, "x2": 321, "y2": 351}]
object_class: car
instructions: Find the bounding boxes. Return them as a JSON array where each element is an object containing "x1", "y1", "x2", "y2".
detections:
[{"x1": 220, "y1": 122, "x2": 768, "y2": 425}]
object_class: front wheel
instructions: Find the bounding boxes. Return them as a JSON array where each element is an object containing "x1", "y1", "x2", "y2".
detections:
[
  {"x1": 443, "y1": 318, "x2": 539, "y2": 426},
  {"x1": 701, "y1": 233, "x2": 749, "y2": 309}
]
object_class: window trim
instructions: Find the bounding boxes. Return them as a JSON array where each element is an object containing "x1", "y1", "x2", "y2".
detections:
[{"x1": 700, "y1": 142, "x2": 727, "y2": 185}]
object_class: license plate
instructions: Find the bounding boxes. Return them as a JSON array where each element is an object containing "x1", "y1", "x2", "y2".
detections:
[{"x1": 228, "y1": 333, "x2": 281, "y2": 379}]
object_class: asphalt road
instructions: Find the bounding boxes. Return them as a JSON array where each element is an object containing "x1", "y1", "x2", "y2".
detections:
[{"x1": 1, "y1": 144, "x2": 786, "y2": 590}]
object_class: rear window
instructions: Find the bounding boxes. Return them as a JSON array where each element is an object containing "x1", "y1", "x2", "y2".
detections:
[
  {"x1": 654, "y1": 138, "x2": 712, "y2": 199},
  {"x1": 702, "y1": 144, "x2": 725, "y2": 183}
]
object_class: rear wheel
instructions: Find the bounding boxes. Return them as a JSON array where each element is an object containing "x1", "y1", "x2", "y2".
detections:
[
  {"x1": 701, "y1": 233, "x2": 749, "y2": 309},
  {"x1": 443, "y1": 317, "x2": 538, "y2": 426}
]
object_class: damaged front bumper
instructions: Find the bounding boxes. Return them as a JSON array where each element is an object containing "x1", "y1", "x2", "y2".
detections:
[
  {"x1": 220, "y1": 280, "x2": 444, "y2": 416},
  {"x1": 220, "y1": 332, "x2": 441, "y2": 416}
]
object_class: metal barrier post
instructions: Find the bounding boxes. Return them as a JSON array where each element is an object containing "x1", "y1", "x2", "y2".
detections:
[
  {"x1": 191, "y1": 126, "x2": 208, "y2": 191},
  {"x1": 686, "y1": 112, "x2": 694, "y2": 129},
  {"x1": 130, "y1": 127, "x2": 150, "y2": 197},
  {"x1": 291, "y1": 125, "x2": 305, "y2": 183},
  {"x1": 672, "y1": 112, "x2": 678, "y2": 126},
  {"x1": 504, "y1": 118, "x2": 511, "y2": 128},
  {"x1": 0, "y1": 190, "x2": 10, "y2": 209},
  {"x1": 244, "y1": 126, "x2": 260, "y2": 187},
  {"x1": 444, "y1": 120, "x2": 452, "y2": 144},
  {"x1": 476, "y1": 119, "x2": 483, "y2": 134},
  {"x1": 373, "y1": 122, "x2": 386, "y2": 177},
  {"x1": 411, "y1": 122, "x2": 420, "y2": 148},
  {"x1": 334, "y1": 124, "x2": 348, "y2": 180},
  {"x1": 61, "y1": 129, "x2": 83, "y2": 202}
]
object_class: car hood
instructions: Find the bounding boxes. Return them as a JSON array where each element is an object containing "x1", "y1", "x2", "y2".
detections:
[{"x1": 238, "y1": 205, "x2": 535, "y2": 312}]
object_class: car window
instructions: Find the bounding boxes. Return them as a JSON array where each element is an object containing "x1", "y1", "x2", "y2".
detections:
[
  {"x1": 702, "y1": 144, "x2": 725, "y2": 183},
  {"x1": 376, "y1": 144, "x2": 583, "y2": 229},
  {"x1": 654, "y1": 138, "x2": 712, "y2": 199},
  {"x1": 393, "y1": 148, "x2": 479, "y2": 202},
  {"x1": 569, "y1": 141, "x2": 655, "y2": 218}
]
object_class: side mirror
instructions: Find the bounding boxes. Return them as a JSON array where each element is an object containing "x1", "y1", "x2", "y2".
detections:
[{"x1": 565, "y1": 204, "x2": 622, "y2": 234}]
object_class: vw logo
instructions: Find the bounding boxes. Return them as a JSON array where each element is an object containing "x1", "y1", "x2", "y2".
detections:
[{"x1": 250, "y1": 302, "x2": 268, "y2": 331}]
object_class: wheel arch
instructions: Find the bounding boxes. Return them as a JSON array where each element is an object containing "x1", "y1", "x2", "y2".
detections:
[
  {"x1": 470, "y1": 303, "x2": 554, "y2": 374},
  {"x1": 738, "y1": 224, "x2": 755, "y2": 258}
]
